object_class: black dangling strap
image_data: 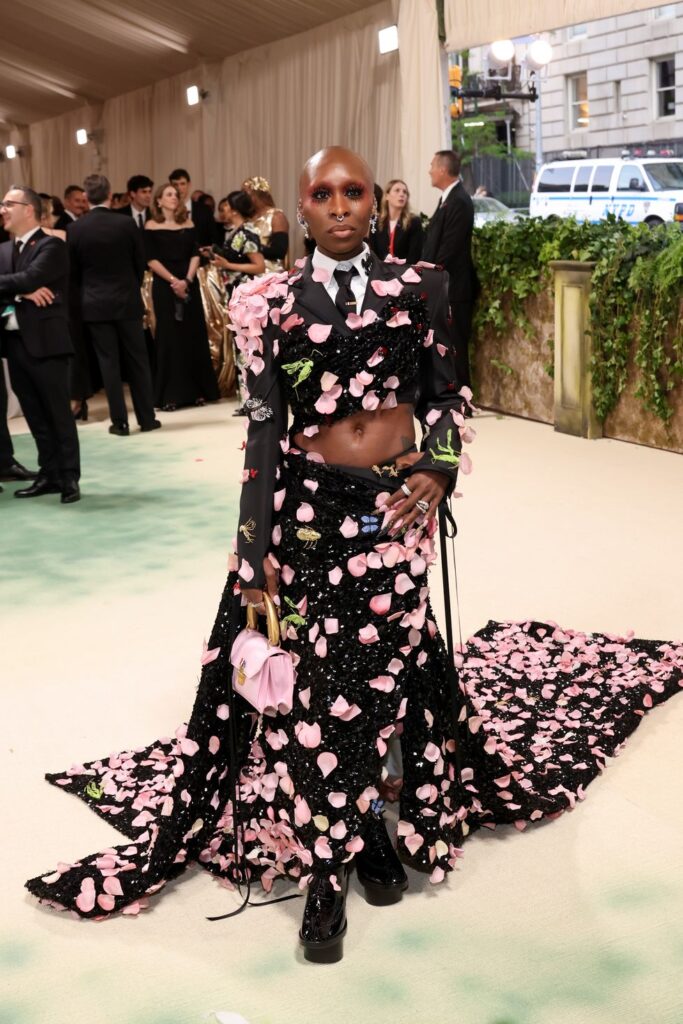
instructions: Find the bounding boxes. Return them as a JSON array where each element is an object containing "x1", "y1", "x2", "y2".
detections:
[{"x1": 437, "y1": 501, "x2": 463, "y2": 778}]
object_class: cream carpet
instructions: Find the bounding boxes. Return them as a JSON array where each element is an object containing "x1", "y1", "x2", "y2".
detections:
[{"x1": 3, "y1": 396, "x2": 682, "y2": 1024}]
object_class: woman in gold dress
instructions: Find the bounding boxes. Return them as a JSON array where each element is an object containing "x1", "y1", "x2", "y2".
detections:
[{"x1": 241, "y1": 175, "x2": 289, "y2": 272}]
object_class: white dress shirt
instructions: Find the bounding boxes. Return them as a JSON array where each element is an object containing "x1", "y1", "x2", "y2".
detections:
[
  {"x1": 311, "y1": 241, "x2": 370, "y2": 309},
  {"x1": 440, "y1": 179, "x2": 460, "y2": 205},
  {"x1": 131, "y1": 204, "x2": 146, "y2": 229}
]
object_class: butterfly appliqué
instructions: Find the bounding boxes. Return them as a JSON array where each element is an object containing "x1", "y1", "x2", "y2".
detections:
[
  {"x1": 239, "y1": 397, "x2": 274, "y2": 422},
  {"x1": 361, "y1": 515, "x2": 380, "y2": 535}
]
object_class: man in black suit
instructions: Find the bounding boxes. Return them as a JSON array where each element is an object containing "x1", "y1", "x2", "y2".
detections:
[
  {"x1": 117, "y1": 174, "x2": 153, "y2": 230},
  {"x1": 0, "y1": 185, "x2": 80, "y2": 502},
  {"x1": 422, "y1": 150, "x2": 478, "y2": 390},
  {"x1": 53, "y1": 184, "x2": 87, "y2": 232},
  {"x1": 169, "y1": 168, "x2": 215, "y2": 246},
  {"x1": 68, "y1": 174, "x2": 159, "y2": 436}
]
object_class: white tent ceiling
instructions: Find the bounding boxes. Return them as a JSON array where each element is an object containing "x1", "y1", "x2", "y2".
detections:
[{"x1": 0, "y1": 0, "x2": 371, "y2": 126}]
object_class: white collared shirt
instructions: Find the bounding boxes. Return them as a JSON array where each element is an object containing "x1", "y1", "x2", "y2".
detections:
[
  {"x1": 311, "y1": 241, "x2": 370, "y2": 308},
  {"x1": 440, "y1": 179, "x2": 460, "y2": 205},
  {"x1": 131, "y1": 204, "x2": 146, "y2": 229},
  {"x1": 16, "y1": 226, "x2": 41, "y2": 250},
  {"x1": 66, "y1": 209, "x2": 77, "y2": 221}
]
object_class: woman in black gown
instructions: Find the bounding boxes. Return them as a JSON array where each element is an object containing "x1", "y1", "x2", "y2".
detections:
[{"x1": 145, "y1": 184, "x2": 219, "y2": 411}]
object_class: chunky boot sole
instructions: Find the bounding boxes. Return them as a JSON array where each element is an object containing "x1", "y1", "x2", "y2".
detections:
[
  {"x1": 359, "y1": 878, "x2": 408, "y2": 906},
  {"x1": 300, "y1": 922, "x2": 347, "y2": 964}
]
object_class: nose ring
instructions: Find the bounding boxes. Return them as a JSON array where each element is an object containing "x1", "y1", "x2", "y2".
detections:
[{"x1": 335, "y1": 215, "x2": 345, "y2": 222}]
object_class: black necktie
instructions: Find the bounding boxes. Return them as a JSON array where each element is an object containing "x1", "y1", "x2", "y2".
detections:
[
  {"x1": 136, "y1": 213, "x2": 144, "y2": 230},
  {"x1": 333, "y1": 266, "x2": 358, "y2": 317},
  {"x1": 12, "y1": 240, "x2": 22, "y2": 270}
]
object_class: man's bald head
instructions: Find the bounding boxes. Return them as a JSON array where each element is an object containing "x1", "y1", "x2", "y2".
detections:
[{"x1": 299, "y1": 147, "x2": 374, "y2": 195}]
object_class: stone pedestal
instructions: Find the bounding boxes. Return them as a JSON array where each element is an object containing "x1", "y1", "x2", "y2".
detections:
[{"x1": 549, "y1": 260, "x2": 602, "y2": 439}]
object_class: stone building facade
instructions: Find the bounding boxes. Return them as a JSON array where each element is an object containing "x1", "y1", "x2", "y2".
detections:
[{"x1": 465, "y1": 4, "x2": 683, "y2": 160}]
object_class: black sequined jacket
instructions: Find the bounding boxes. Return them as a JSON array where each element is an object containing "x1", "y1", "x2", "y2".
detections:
[{"x1": 228, "y1": 252, "x2": 467, "y2": 589}]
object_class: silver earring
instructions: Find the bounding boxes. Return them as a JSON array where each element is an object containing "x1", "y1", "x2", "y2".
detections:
[
  {"x1": 296, "y1": 209, "x2": 310, "y2": 239},
  {"x1": 370, "y1": 205, "x2": 378, "y2": 234}
]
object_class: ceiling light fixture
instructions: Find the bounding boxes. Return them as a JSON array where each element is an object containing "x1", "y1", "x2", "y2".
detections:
[
  {"x1": 5, "y1": 144, "x2": 17, "y2": 159},
  {"x1": 378, "y1": 25, "x2": 399, "y2": 54},
  {"x1": 76, "y1": 128, "x2": 88, "y2": 146},
  {"x1": 186, "y1": 85, "x2": 209, "y2": 106}
]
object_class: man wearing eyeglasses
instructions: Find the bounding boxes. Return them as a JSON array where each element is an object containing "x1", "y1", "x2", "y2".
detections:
[{"x1": 0, "y1": 185, "x2": 80, "y2": 503}]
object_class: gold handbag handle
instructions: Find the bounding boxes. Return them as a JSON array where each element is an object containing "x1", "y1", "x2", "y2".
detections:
[{"x1": 245, "y1": 592, "x2": 280, "y2": 646}]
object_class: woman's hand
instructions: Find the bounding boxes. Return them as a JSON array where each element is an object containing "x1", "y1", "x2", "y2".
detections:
[
  {"x1": 241, "y1": 557, "x2": 280, "y2": 614},
  {"x1": 210, "y1": 254, "x2": 230, "y2": 270},
  {"x1": 383, "y1": 469, "x2": 448, "y2": 536},
  {"x1": 170, "y1": 278, "x2": 188, "y2": 299}
]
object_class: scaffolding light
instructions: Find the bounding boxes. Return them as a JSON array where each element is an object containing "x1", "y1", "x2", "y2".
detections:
[
  {"x1": 378, "y1": 25, "x2": 398, "y2": 54},
  {"x1": 187, "y1": 85, "x2": 200, "y2": 106},
  {"x1": 488, "y1": 39, "x2": 515, "y2": 67},
  {"x1": 5, "y1": 144, "x2": 16, "y2": 159},
  {"x1": 527, "y1": 38, "x2": 553, "y2": 70},
  {"x1": 76, "y1": 128, "x2": 88, "y2": 145}
]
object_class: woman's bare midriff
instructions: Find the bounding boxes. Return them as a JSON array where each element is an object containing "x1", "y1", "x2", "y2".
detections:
[{"x1": 293, "y1": 403, "x2": 415, "y2": 467}]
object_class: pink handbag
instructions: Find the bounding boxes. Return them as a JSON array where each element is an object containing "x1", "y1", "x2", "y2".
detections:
[{"x1": 230, "y1": 593, "x2": 295, "y2": 717}]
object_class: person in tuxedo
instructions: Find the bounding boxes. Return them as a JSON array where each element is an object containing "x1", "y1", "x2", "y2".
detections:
[
  {"x1": 371, "y1": 179, "x2": 423, "y2": 264},
  {"x1": 422, "y1": 150, "x2": 478, "y2": 390},
  {"x1": 168, "y1": 168, "x2": 215, "y2": 247},
  {"x1": 0, "y1": 186, "x2": 80, "y2": 502},
  {"x1": 53, "y1": 185, "x2": 87, "y2": 232},
  {"x1": 117, "y1": 175, "x2": 154, "y2": 229},
  {"x1": 68, "y1": 174, "x2": 159, "y2": 436}
]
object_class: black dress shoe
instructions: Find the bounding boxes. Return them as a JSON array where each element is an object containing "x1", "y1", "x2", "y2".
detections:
[
  {"x1": 61, "y1": 479, "x2": 81, "y2": 504},
  {"x1": 109, "y1": 422, "x2": 130, "y2": 436},
  {"x1": 356, "y1": 814, "x2": 408, "y2": 906},
  {"x1": 299, "y1": 863, "x2": 348, "y2": 964},
  {"x1": 14, "y1": 476, "x2": 62, "y2": 499},
  {"x1": 140, "y1": 419, "x2": 162, "y2": 432},
  {"x1": 0, "y1": 460, "x2": 38, "y2": 482}
]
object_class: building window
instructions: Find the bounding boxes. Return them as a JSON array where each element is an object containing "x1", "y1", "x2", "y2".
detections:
[
  {"x1": 567, "y1": 23, "x2": 588, "y2": 38},
  {"x1": 568, "y1": 73, "x2": 589, "y2": 130},
  {"x1": 654, "y1": 57, "x2": 676, "y2": 118},
  {"x1": 613, "y1": 80, "x2": 622, "y2": 113},
  {"x1": 652, "y1": 4, "x2": 677, "y2": 18}
]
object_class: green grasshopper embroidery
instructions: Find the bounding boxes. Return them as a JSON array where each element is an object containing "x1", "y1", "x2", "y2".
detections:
[
  {"x1": 280, "y1": 595, "x2": 307, "y2": 628},
  {"x1": 85, "y1": 781, "x2": 104, "y2": 800},
  {"x1": 428, "y1": 429, "x2": 461, "y2": 467},
  {"x1": 281, "y1": 358, "x2": 314, "y2": 391}
]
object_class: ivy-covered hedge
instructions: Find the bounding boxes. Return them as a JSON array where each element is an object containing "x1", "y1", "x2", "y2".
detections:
[{"x1": 472, "y1": 216, "x2": 683, "y2": 423}]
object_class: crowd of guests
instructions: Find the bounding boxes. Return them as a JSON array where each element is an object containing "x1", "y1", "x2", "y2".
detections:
[{"x1": 0, "y1": 149, "x2": 476, "y2": 504}]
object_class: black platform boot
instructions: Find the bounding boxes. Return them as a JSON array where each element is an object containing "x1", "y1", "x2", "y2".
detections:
[
  {"x1": 356, "y1": 813, "x2": 408, "y2": 906},
  {"x1": 299, "y1": 863, "x2": 348, "y2": 964}
]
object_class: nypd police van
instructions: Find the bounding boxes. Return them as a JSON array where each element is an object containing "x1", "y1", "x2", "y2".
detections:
[{"x1": 530, "y1": 157, "x2": 683, "y2": 226}]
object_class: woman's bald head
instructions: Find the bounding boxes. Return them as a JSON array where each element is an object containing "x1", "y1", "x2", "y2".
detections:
[
  {"x1": 299, "y1": 147, "x2": 374, "y2": 196},
  {"x1": 297, "y1": 147, "x2": 376, "y2": 259}
]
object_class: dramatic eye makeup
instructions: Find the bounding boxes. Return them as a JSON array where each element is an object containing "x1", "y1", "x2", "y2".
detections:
[{"x1": 308, "y1": 181, "x2": 367, "y2": 202}]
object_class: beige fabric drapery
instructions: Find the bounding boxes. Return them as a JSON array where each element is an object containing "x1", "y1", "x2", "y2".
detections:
[
  {"x1": 445, "y1": 0, "x2": 679, "y2": 50},
  {"x1": 398, "y1": 0, "x2": 447, "y2": 219},
  {"x1": 25, "y1": 2, "x2": 402, "y2": 247}
]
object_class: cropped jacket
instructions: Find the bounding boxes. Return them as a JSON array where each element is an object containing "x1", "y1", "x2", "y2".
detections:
[{"x1": 229, "y1": 252, "x2": 471, "y2": 589}]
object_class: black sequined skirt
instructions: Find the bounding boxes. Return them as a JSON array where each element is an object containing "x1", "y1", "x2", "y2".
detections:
[{"x1": 24, "y1": 455, "x2": 683, "y2": 917}]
